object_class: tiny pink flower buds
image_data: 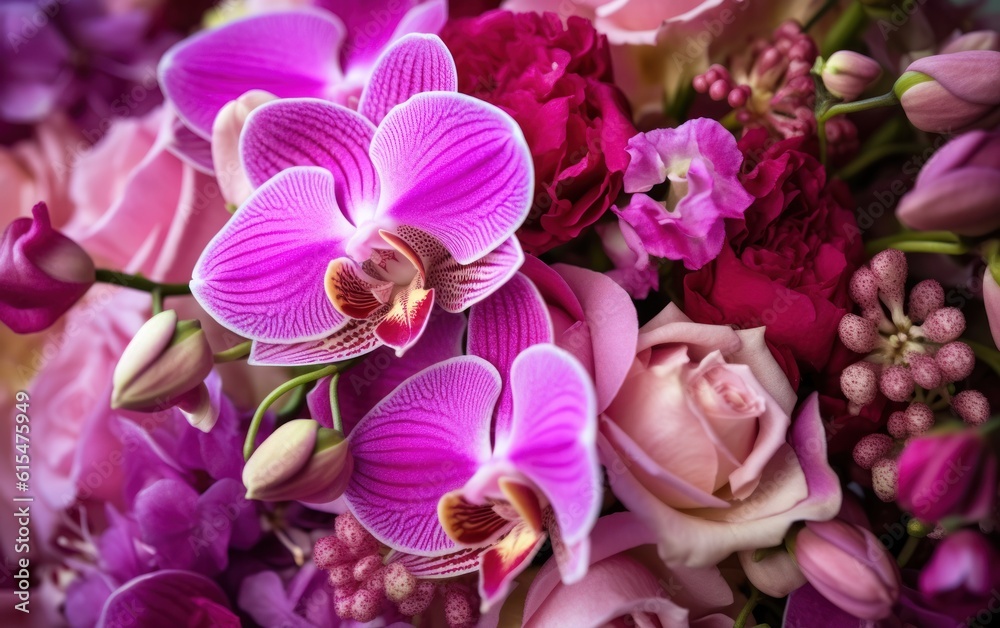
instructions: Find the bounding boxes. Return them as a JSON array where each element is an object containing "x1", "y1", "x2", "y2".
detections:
[
  {"x1": 894, "y1": 51, "x2": 1000, "y2": 133},
  {"x1": 112, "y1": 310, "x2": 215, "y2": 429},
  {"x1": 935, "y1": 341, "x2": 975, "y2": 383},
  {"x1": 792, "y1": 520, "x2": 901, "y2": 620},
  {"x1": 898, "y1": 429, "x2": 998, "y2": 523},
  {"x1": 242, "y1": 419, "x2": 352, "y2": 503},
  {"x1": 839, "y1": 313, "x2": 878, "y2": 353},
  {"x1": 952, "y1": 390, "x2": 990, "y2": 426},
  {"x1": 897, "y1": 130, "x2": 1000, "y2": 236},
  {"x1": 822, "y1": 51, "x2": 882, "y2": 102},
  {"x1": 887, "y1": 411, "x2": 909, "y2": 439},
  {"x1": 908, "y1": 353, "x2": 942, "y2": 390},
  {"x1": 919, "y1": 307, "x2": 966, "y2": 343},
  {"x1": 853, "y1": 434, "x2": 895, "y2": 469},
  {"x1": 907, "y1": 280, "x2": 944, "y2": 323},
  {"x1": 904, "y1": 403, "x2": 935, "y2": 435},
  {"x1": 879, "y1": 365, "x2": 914, "y2": 402},
  {"x1": 0, "y1": 202, "x2": 96, "y2": 333},
  {"x1": 850, "y1": 266, "x2": 881, "y2": 309},
  {"x1": 869, "y1": 249, "x2": 907, "y2": 306},
  {"x1": 871, "y1": 457, "x2": 899, "y2": 502},
  {"x1": 841, "y1": 362, "x2": 879, "y2": 407}
]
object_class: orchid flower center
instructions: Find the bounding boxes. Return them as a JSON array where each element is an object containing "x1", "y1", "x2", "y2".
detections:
[{"x1": 325, "y1": 230, "x2": 426, "y2": 320}]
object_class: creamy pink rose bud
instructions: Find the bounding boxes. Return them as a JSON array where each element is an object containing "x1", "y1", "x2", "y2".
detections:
[
  {"x1": 894, "y1": 51, "x2": 1000, "y2": 133},
  {"x1": 600, "y1": 303, "x2": 841, "y2": 570},
  {"x1": 792, "y1": 519, "x2": 901, "y2": 620},
  {"x1": 822, "y1": 51, "x2": 882, "y2": 102},
  {"x1": 243, "y1": 419, "x2": 352, "y2": 503}
]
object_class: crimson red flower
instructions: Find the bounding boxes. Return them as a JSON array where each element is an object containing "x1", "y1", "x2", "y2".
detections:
[
  {"x1": 683, "y1": 130, "x2": 865, "y2": 388},
  {"x1": 440, "y1": 10, "x2": 636, "y2": 254}
]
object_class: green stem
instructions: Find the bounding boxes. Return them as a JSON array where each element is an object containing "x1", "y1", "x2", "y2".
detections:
[
  {"x1": 835, "y1": 143, "x2": 924, "y2": 180},
  {"x1": 821, "y1": 1, "x2": 869, "y2": 58},
  {"x1": 243, "y1": 363, "x2": 342, "y2": 461},
  {"x1": 805, "y1": 0, "x2": 840, "y2": 31},
  {"x1": 151, "y1": 288, "x2": 164, "y2": 316},
  {"x1": 968, "y1": 340, "x2": 1000, "y2": 378},
  {"x1": 95, "y1": 269, "x2": 191, "y2": 295},
  {"x1": 876, "y1": 241, "x2": 970, "y2": 255},
  {"x1": 734, "y1": 586, "x2": 762, "y2": 628},
  {"x1": 213, "y1": 341, "x2": 252, "y2": 364},
  {"x1": 820, "y1": 91, "x2": 900, "y2": 122},
  {"x1": 329, "y1": 370, "x2": 344, "y2": 433},
  {"x1": 276, "y1": 384, "x2": 308, "y2": 423},
  {"x1": 897, "y1": 535, "x2": 920, "y2": 568}
]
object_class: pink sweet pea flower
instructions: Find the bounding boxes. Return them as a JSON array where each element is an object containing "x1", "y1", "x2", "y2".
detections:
[
  {"x1": 599, "y1": 303, "x2": 842, "y2": 568},
  {"x1": 614, "y1": 118, "x2": 753, "y2": 270}
]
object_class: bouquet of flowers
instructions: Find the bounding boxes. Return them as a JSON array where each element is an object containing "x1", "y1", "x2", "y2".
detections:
[{"x1": 3, "y1": 0, "x2": 1000, "y2": 626}]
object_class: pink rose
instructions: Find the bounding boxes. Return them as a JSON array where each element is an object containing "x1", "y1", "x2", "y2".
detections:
[
  {"x1": 599, "y1": 303, "x2": 842, "y2": 568},
  {"x1": 521, "y1": 512, "x2": 735, "y2": 627},
  {"x1": 0, "y1": 113, "x2": 82, "y2": 227},
  {"x1": 65, "y1": 105, "x2": 229, "y2": 283}
]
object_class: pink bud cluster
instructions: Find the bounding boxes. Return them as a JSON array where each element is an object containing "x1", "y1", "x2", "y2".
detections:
[
  {"x1": 314, "y1": 513, "x2": 478, "y2": 626},
  {"x1": 844, "y1": 250, "x2": 991, "y2": 502},
  {"x1": 692, "y1": 21, "x2": 857, "y2": 153}
]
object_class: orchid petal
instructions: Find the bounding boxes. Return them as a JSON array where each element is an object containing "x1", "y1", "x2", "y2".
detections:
[
  {"x1": 319, "y1": 0, "x2": 446, "y2": 71},
  {"x1": 394, "y1": 226, "x2": 525, "y2": 313},
  {"x1": 241, "y1": 99, "x2": 379, "y2": 224},
  {"x1": 468, "y1": 273, "x2": 553, "y2": 433},
  {"x1": 192, "y1": 166, "x2": 350, "y2": 342},
  {"x1": 306, "y1": 310, "x2": 466, "y2": 433},
  {"x1": 249, "y1": 306, "x2": 390, "y2": 366},
  {"x1": 370, "y1": 92, "x2": 533, "y2": 264},
  {"x1": 375, "y1": 285, "x2": 436, "y2": 356},
  {"x1": 159, "y1": 10, "x2": 345, "y2": 138},
  {"x1": 359, "y1": 34, "x2": 458, "y2": 126},
  {"x1": 544, "y1": 508, "x2": 590, "y2": 586},
  {"x1": 387, "y1": 546, "x2": 485, "y2": 579},
  {"x1": 166, "y1": 118, "x2": 215, "y2": 174},
  {"x1": 345, "y1": 357, "x2": 499, "y2": 555},
  {"x1": 498, "y1": 345, "x2": 600, "y2": 547},
  {"x1": 325, "y1": 257, "x2": 393, "y2": 319},
  {"x1": 480, "y1": 521, "x2": 547, "y2": 610},
  {"x1": 438, "y1": 490, "x2": 516, "y2": 546}
]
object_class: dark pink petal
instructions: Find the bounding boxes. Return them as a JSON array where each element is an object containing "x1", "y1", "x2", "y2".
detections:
[
  {"x1": 241, "y1": 99, "x2": 379, "y2": 225},
  {"x1": 345, "y1": 357, "x2": 498, "y2": 554},
  {"x1": 249, "y1": 306, "x2": 390, "y2": 366},
  {"x1": 159, "y1": 11, "x2": 345, "y2": 138},
  {"x1": 499, "y1": 346, "x2": 600, "y2": 547},
  {"x1": 370, "y1": 92, "x2": 533, "y2": 264},
  {"x1": 375, "y1": 285, "x2": 436, "y2": 355},
  {"x1": 480, "y1": 521, "x2": 547, "y2": 609},
  {"x1": 467, "y1": 273, "x2": 553, "y2": 431},
  {"x1": 192, "y1": 167, "x2": 351, "y2": 343},
  {"x1": 97, "y1": 570, "x2": 237, "y2": 628},
  {"x1": 306, "y1": 310, "x2": 466, "y2": 433},
  {"x1": 359, "y1": 33, "x2": 457, "y2": 126},
  {"x1": 395, "y1": 226, "x2": 524, "y2": 313},
  {"x1": 320, "y1": 0, "x2": 447, "y2": 71}
]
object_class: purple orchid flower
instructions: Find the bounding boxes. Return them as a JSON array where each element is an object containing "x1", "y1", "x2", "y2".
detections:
[
  {"x1": 191, "y1": 34, "x2": 533, "y2": 364},
  {"x1": 158, "y1": 0, "x2": 447, "y2": 138},
  {"x1": 336, "y1": 273, "x2": 602, "y2": 610}
]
